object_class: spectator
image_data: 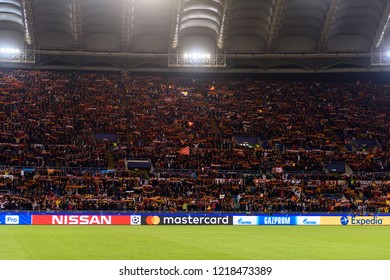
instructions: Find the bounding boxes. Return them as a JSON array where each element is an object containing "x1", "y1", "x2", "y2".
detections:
[{"x1": 0, "y1": 70, "x2": 388, "y2": 213}]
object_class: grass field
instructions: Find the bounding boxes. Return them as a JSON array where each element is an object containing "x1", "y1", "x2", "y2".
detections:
[{"x1": 0, "y1": 225, "x2": 389, "y2": 260}]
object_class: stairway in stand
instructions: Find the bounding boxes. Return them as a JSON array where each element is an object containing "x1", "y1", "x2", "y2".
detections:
[
  {"x1": 107, "y1": 151, "x2": 115, "y2": 169},
  {"x1": 200, "y1": 94, "x2": 221, "y2": 137}
]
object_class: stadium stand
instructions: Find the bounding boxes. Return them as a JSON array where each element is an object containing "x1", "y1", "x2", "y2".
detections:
[{"x1": 0, "y1": 70, "x2": 388, "y2": 213}]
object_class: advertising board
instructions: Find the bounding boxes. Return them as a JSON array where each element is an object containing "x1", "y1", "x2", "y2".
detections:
[
  {"x1": 296, "y1": 216, "x2": 321, "y2": 225},
  {"x1": 142, "y1": 215, "x2": 233, "y2": 225},
  {"x1": 321, "y1": 216, "x2": 390, "y2": 226},
  {"x1": 233, "y1": 216, "x2": 260, "y2": 225},
  {"x1": 32, "y1": 215, "x2": 131, "y2": 225},
  {"x1": 0, "y1": 213, "x2": 31, "y2": 225},
  {"x1": 2, "y1": 212, "x2": 390, "y2": 226},
  {"x1": 258, "y1": 215, "x2": 296, "y2": 225}
]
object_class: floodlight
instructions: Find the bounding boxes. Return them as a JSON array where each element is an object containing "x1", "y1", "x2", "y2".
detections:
[
  {"x1": 169, "y1": 50, "x2": 226, "y2": 67},
  {"x1": 0, "y1": 48, "x2": 20, "y2": 54}
]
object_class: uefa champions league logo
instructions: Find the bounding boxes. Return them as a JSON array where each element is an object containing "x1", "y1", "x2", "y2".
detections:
[
  {"x1": 340, "y1": 216, "x2": 349, "y2": 225},
  {"x1": 131, "y1": 215, "x2": 141, "y2": 225}
]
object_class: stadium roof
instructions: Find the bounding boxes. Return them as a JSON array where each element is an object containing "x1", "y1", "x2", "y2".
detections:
[{"x1": 1, "y1": 0, "x2": 390, "y2": 73}]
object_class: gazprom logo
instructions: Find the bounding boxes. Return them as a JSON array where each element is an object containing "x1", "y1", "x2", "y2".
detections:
[
  {"x1": 303, "y1": 218, "x2": 317, "y2": 225},
  {"x1": 340, "y1": 216, "x2": 349, "y2": 225},
  {"x1": 233, "y1": 216, "x2": 258, "y2": 225},
  {"x1": 238, "y1": 218, "x2": 252, "y2": 225},
  {"x1": 297, "y1": 216, "x2": 320, "y2": 225}
]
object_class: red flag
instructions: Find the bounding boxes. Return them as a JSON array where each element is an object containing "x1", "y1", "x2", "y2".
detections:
[{"x1": 179, "y1": 146, "x2": 190, "y2": 155}]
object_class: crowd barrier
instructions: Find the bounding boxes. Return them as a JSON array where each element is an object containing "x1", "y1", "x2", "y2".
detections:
[{"x1": 1, "y1": 212, "x2": 390, "y2": 226}]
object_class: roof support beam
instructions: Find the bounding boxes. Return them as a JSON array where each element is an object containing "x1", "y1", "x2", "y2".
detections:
[
  {"x1": 170, "y1": 0, "x2": 182, "y2": 49},
  {"x1": 35, "y1": 49, "x2": 373, "y2": 59},
  {"x1": 21, "y1": 0, "x2": 34, "y2": 47},
  {"x1": 373, "y1": 0, "x2": 390, "y2": 49},
  {"x1": 72, "y1": 0, "x2": 83, "y2": 50},
  {"x1": 121, "y1": 0, "x2": 134, "y2": 52},
  {"x1": 266, "y1": 0, "x2": 286, "y2": 53},
  {"x1": 318, "y1": 0, "x2": 341, "y2": 52},
  {"x1": 217, "y1": 0, "x2": 233, "y2": 49}
]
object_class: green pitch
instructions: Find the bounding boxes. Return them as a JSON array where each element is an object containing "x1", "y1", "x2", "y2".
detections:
[{"x1": 0, "y1": 225, "x2": 389, "y2": 260}]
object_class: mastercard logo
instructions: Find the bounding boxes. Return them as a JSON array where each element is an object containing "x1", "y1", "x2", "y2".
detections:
[{"x1": 146, "y1": 216, "x2": 161, "y2": 225}]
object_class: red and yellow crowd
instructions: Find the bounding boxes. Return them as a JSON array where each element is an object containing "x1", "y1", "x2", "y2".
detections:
[{"x1": 0, "y1": 70, "x2": 388, "y2": 213}]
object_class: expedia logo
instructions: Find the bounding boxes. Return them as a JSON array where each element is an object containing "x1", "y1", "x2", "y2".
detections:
[
  {"x1": 340, "y1": 216, "x2": 349, "y2": 225},
  {"x1": 146, "y1": 216, "x2": 161, "y2": 225},
  {"x1": 340, "y1": 216, "x2": 383, "y2": 226},
  {"x1": 351, "y1": 216, "x2": 383, "y2": 225}
]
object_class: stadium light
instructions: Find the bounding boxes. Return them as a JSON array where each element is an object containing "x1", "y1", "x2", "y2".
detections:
[
  {"x1": 0, "y1": 48, "x2": 20, "y2": 54},
  {"x1": 182, "y1": 52, "x2": 211, "y2": 61},
  {"x1": 169, "y1": 50, "x2": 226, "y2": 67}
]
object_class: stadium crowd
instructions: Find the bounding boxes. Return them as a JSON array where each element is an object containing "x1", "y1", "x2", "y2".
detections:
[{"x1": 0, "y1": 70, "x2": 388, "y2": 213}]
